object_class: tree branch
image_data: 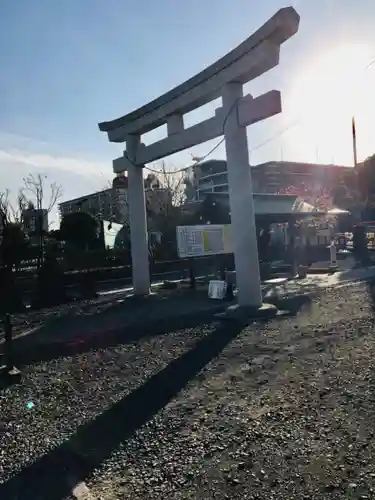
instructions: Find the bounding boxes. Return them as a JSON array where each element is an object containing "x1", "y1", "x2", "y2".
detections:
[{"x1": 22, "y1": 174, "x2": 63, "y2": 213}]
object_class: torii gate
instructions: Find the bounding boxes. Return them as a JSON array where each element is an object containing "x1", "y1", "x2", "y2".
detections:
[{"x1": 99, "y1": 7, "x2": 300, "y2": 308}]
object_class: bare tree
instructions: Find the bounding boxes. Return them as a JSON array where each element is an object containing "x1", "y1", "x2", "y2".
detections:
[
  {"x1": 144, "y1": 162, "x2": 187, "y2": 259},
  {"x1": 99, "y1": 165, "x2": 185, "y2": 258},
  {"x1": 22, "y1": 174, "x2": 62, "y2": 214},
  {"x1": 21, "y1": 174, "x2": 63, "y2": 268},
  {"x1": 145, "y1": 162, "x2": 185, "y2": 222},
  {"x1": 148, "y1": 161, "x2": 185, "y2": 208},
  {"x1": 102, "y1": 164, "x2": 185, "y2": 224},
  {"x1": 0, "y1": 189, "x2": 29, "y2": 226}
]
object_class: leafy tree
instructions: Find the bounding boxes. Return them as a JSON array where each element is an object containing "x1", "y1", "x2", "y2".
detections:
[
  {"x1": 357, "y1": 154, "x2": 375, "y2": 219},
  {"x1": 48, "y1": 229, "x2": 62, "y2": 240},
  {"x1": 278, "y1": 183, "x2": 334, "y2": 211},
  {"x1": 186, "y1": 195, "x2": 230, "y2": 225},
  {"x1": 332, "y1": 185, "x2": 348, "y2": 207},
  {"x1": 0, "y1": 191, "x2": 30, "y2": 313},
  {"x1": 0, "y1": 222, "x2": 29, "y2": 271},
  {"x1": 0, "y1": 190, "x2": 30, "y2": 269},
  {"x1": 60, "y1": 211, "x2": 99, "y2": 248}
]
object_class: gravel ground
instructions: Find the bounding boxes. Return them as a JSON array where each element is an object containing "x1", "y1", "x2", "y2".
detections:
[{"x1": 2, "y1": 281, "x2": 375, "y2": 499}]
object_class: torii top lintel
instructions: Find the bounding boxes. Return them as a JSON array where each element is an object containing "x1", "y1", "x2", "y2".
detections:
[{"x1": 98, "y1": 6, "x2": 299, "y2": 142}]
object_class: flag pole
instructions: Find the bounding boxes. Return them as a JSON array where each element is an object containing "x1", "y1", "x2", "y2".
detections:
[
  {"x1": 352, "y1": 116, "x2": 358, "y2": 169},
  {"x1": 352, "y1": 116, "x2": 362, "y2": 222}
]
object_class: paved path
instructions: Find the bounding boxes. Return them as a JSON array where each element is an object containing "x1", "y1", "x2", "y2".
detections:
[
  {"x1": 1, "y1": 287, "x2": 228, "y2": 368},
  {"x1": 4, "y1": 263, "x2": 375, "y2": 364},
  {"x1": 262, "y1": 264, "x2": 375, "y2": 299}
]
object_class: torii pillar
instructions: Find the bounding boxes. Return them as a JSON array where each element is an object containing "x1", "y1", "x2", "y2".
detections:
[{"x1": 126, "y1": 135, "x2": 150, "y2": 295}]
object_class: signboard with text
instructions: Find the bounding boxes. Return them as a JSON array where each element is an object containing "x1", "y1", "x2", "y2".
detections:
[{"x1": 176, "y1": 224, "x2": 233, "y2": 258}]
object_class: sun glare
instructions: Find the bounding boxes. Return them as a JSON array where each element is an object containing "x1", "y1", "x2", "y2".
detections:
[{"x1": 283, "y1": 43, "x2": 375, "y2": 164}]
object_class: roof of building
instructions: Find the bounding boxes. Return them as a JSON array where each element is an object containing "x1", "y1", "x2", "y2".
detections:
[
  {"x1": 251, "y1": 160, "x2": 353, "y2": 171},
  {"x1": 198, "y1": 159, "x2": 227, "y2": 168},
  {"x1": 59, "y1": 188, "x2": 113, "y2": 208},
  {"x1": 59, "y1": 175, "x2": 160, "y2": 208},
  {"x1": 208, "y1": 193, "x2": 316, "y2": 214},
  {"x1": 185, "y1": 193, "x2": 323, "y2": 223},
  {"x1": 192, "y1": 159, "x2": 354, "y2": 175},
  {"x1": 253, "y1": 193, "x2": 316, "y2": 215},
  {"x1": 59, "y1": 189, "x2": 112, "y2": 207}
]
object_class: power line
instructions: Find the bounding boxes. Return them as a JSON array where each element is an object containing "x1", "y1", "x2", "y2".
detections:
[
  {"x1": 365, "y1": 56, "x2": 375, "y2": 70},
  {"x1": 125, "y1": 97, "x2": 241, "y2": 175}
]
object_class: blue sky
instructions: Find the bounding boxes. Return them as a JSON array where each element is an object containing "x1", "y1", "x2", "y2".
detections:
[{"x1": 1, "y1": 0, "x2": 375, "y2": 223}]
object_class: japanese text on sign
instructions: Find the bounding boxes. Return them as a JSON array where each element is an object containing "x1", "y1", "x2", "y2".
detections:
[{"x1": 176, "y1": 225, "x2": 233, "y2": 258}]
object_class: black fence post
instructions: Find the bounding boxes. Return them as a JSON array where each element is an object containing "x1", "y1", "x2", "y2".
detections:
[
  {"x1": 226, "y1": 281, "x2": 234, "y2": 300},
  {"x1": 3, "y1": 313, "x2": 21, "y2": 381},
  {"x1": 220, "y1": 267, "x2": 226, "y2": 281},
  {"x1": 4, "y1": 313, "x2": 13, "y2": 371},
  {"x1": 189, "y1": 265, "x2": 196, "y2": 289}
]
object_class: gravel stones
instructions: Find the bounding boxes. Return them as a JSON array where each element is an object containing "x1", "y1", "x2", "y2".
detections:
[{"x1": 2, "y1": 282, "x2": 375, "y2": 498}]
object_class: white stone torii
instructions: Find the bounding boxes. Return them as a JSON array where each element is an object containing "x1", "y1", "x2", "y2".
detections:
[{"x1": 99, "y1": 7, "x2": 300, "y2": 308}]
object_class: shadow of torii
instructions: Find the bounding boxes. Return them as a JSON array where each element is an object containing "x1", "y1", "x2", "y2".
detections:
[{"x1": 0, "y1": 320, "x2": 244, "y2": 500}]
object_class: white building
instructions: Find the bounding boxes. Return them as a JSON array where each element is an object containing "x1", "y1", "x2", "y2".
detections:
[
  {"x1": 184, "y1": 159, "x2": 228, "y2": 200},
  {"x1": 185, "y1": 159, "x2": 356, "y2": 209},
  {"x1": 59, "y1": 188, "x2": 117, "y2": 222},
  {"x1": 59, "y1": 173, "x2": 171, "y2": 226},
  {"x1": 22, "y1": 207, "x2": 49, "y2": 234}
]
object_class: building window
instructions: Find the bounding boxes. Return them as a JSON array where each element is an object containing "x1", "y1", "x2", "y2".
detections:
[
  {"x1": 214, "y1": 185, "x2": 228, "y2": 193},
  {"x1": 199, "y1": 173, "x2": 228, "y2": 186}
]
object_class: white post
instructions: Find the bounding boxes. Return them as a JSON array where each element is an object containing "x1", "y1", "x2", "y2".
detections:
[
  {"x1": 329, "y1": 239, "x2": 337, "y2": 266},
  {"x1": 126, "y1": 134, "x2": 150, "y2": 295},
  {"x1": 222, "y1": 82, "x2": 262, "y2": 307}
]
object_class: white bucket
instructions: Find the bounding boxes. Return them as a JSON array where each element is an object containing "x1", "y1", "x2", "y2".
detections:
[{"x1": 208, "y1": 280, "x2": 227, "y2": 300}]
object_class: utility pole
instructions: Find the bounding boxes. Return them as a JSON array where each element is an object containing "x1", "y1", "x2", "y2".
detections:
[{"x1": 352, "y1": 116, "x2": 362, "y2": 222}]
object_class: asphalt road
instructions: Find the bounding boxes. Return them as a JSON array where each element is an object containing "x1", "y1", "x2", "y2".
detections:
[{"x1": 94, "y1": 269, "x2": 193, "y2": 294}]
